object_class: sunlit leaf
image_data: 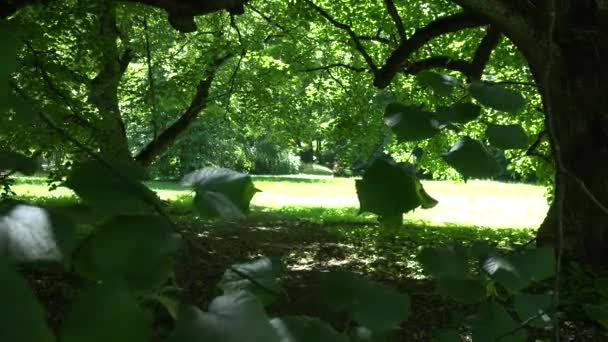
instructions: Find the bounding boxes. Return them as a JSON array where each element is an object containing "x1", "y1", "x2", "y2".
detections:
[
  {"x1": 61, "y1": 282, "x2": 152, "y2": 342},
  {"x1": 384, "y1": 103, "x2": 439, "y2": 142},
  {"x1": 442, "y1": 137, "x2": 501, "y2": 180},
  {"x1": 184, "y1": 167, "x2": 259, "y2": 219},
  {"x1": 166, "y1": 291, "x2": 280, "y2": 342},
  {"x1": 468, "y1": 81, "x2": 525, "y2": 113},
  {"x1": 0, "y1": 203, "x2": 76, "y2": 264},
  {"x1": 485, "y1": 124, "x2": 529, "y2": 149},
  {"x1": 218, "y1": 256, "x2": 284, "y2": 306},
  {"x1": 0, "y1": 261, "x2": 55, "y2": 342}
]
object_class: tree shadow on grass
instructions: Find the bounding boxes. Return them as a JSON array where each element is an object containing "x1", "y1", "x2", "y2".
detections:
[{"x1": 174, "y1": 209, "x2": 536, "y2": 341}]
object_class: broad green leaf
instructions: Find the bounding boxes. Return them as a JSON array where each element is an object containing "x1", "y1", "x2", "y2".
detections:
[
  {"x1": 442, "y1": 137, "x2": 501, "y2": 180},
  {"x1": 435, "y1": 103, "x2": 482, "y2": 124},
  {"x1": 65, "y1": 160, "x2": 158, "y2": 214},
  {"x1": 468, "y1": 81, "x2": 526, "y2": 113},
  {"x1": 74, "y1": 215, "x2": 181, "y2": 291},
  {"x1": 482, "y1": 255, "x2": 529, "y2": 293},
  {"x1": 432, "y1": 329, "x2": 461, "y2": 342},
  {"x1": 482, "y1": 248, "x2": 555, "y2": 294},
  {"x1": 485, "y1": 124, "x2": 529, "y2": 149},
  {"x1": 61, "y1": 282, "x2": 152, "y2": 342},
  {"x1": 270, "y1": 316, "x2": 349, "y2": 342},
  {"x1": 166, "y1": 291, "x2": 280, "y2": 342},
  {"x1": 384, "y1": 103, "x2": 439, "y2": 142},
  {"x1": 320, "y1": 271, "x2": 410, "y2": 332},
  {"x1": 418, "y1": 245, "x2": 469, "y2": 279},
  {"x1": 584, "y1": 303, "x2": 608, "y2": 329},
  {"x1": 184, "y1": 167, "x2": 259, "y2": 219},
  {"x1": 0, "y1": 150, "x2": 38, "y2": 175},
  {"x1": 356, "y1": 156, "x2": 434, "y2": 217},
  {"x1": 417, "y1": 71, "x2": 461, "y2": 95},
  {"x1": 436, "y1": 278, "x2": 486, "y2": 304},
  {"x1": 513, "y1": 293, "x2": 553, "y2": 328},
  {"x1": 218, "y1": 256, "x2": 284, "y2": 306},
  {"x1": 0, "y1": 261, "x2": 55, "y2": 342},
  {"x1": 351, "y1": 326, "x2": 393, "y2": 341},
  {"x1": 0, "y1": 203, "x2": 76, "y2": 265},
  {"x1": 517, "y1": 247, "x2": 555, "y2": 282},
  {"x1": 471, "y1": 302, "x2": 526, "y2": 342}
]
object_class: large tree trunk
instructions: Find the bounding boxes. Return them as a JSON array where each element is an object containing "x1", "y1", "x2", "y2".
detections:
[{"x1": 533, "y1": 11, "x2": 608, "y2": 266}]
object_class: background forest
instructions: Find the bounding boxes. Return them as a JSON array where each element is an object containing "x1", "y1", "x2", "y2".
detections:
[{"x1": 1, "y1": 0, "x2": 608, "y2": 341}]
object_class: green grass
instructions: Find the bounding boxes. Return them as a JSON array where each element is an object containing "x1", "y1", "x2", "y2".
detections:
[{"x1": 10, "y1": 175, "x2": 549, "y2": 229}]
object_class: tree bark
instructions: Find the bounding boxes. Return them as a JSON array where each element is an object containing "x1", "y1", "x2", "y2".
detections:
[{"x1": 533, "y1": 6, "x2": 608, "y2": 266}]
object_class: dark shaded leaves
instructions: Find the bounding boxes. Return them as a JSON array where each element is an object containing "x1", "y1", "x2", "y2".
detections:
[
  {"x1": 485, "y1": 124, "x2": 529, "y2": 149},
  {"x1": 270, "y1": 316, "x2": 349, "y2": 342},
  {"x1": 442, "y1": 137, "x2": 501, "y2": 180},
  {"x1": 218, "y1": 257, "x2": 284, "y2": 306},
  {"x1": 468, "y1": 81, "x2": 525, "y2": 113},
  {"x1": 417, "y1": 71, "x2": 461, "y2": 96},
  {"x1": 384, "y1": 103, "x2": 439, "y2": 142}
]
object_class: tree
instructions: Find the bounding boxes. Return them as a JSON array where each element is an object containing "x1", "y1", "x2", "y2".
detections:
[{"x1": 4, "y1": 0, "x2": 608, "y2": 266}]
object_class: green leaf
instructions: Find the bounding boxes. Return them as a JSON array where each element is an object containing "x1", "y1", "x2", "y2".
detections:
[
  {"x1": 65, "y1": 160, "x2": 158, "y2": 214},
  {"x1": 513, "y1": 293, "x2": 553, "y2": 328},
  {"x1": 418, "y1": 244, "x2": 469, "y2": 279},
  {"x1": 184, "y1": 167, "x2": 259, "y2": 219},
  {"x1": 584, "y1": 303, "x2": 608, "y2": 329},
  {"x1": 356, "y1": 156, "x2": 434, "y2": 217},
  {"x1": 0, "y1": 150, "x2": 38, "y2": 175},
  {"x1": 166, "y1": 291, "x2": 280, "y2": 342},
  {"x1": 436, "y1": 278, "x2": 486, "y2": 304},
  {"x1": 320, "y1": 271, "x2": 410, "y2": 332},
  {"x1": 435, "y1": 103, "x2": 482, "y2": 124},
  {"x1": 485, "y1": 124, "x2": 529, "y2": 149},
  {"x1": 270, "y1": 316, "x2": 349, "y2": 342},
  {"x1": 74, "y1": 215, "x2": 181, "y2": 291},
  {"x1": 384, "y1": 103, "x2": 439, "y2": 142},
  {"x1": 468, "y1": 81, "x2": 526, "y2": 113},
  {"x1": 0, "y1": 261, "x2": 55, "y2": 342},
  {"x1": 471, "y1": 302, "x2": 526, "y2": 342},
  {"x1": 61, "y1": 282, "x2": 152, "y2": 342},
  {"x1": 0, "y1": 203, "x2": 76, "y2": 265},
  {"x1": 432, "y1": 329, "x2": 462, "y2": 342},
  {"x1": 218, "y1": 257, "x2": 284, "y2": 306},
  {"x1": 351, "y1": 326, "x2": 393, "y2": 341},
  {"x1": 482, "y1": 248, "x2": 555, "y2": 294},
  {"x1": 415, "y1": 178, "x2": 438, "y2": 209},
  {"x1": 416, "y1": 71, "x2": 461, "y2": 95},
  {"x1": 0, "y1": 21, "x2": 18, "y2": 98},
  {"x1": 442, "y1": 137, "x2": 501, "y2": 180}
]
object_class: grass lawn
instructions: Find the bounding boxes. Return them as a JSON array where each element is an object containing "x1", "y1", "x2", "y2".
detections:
[{"x1": 11, "y1": 175, "x2": 549, "y2": 229}]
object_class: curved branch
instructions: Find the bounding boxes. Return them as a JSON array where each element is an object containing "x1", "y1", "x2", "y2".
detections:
[
  {"x1": 469, "y1": 26, "x2": 502, "y2": 80},
  {"x1": 135, "y1": 54, "x2": 232, "y2": 166},
  {"x1": 304, "y1": 0, "x2": 378, "y2": 71},
  {"x1": 373, "y1": 12, "x2": 487, "y2": 88},
  {"x1": 405, "y1": 56, "x2": 472, "y2": 75}
]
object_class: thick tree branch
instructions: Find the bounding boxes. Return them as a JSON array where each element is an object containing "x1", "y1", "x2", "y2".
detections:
[
  {"x1": 384, "y1": 0, "x2": 407, "y2": 42},
  {"x1": 304, "y1": 0, "x2": 378, "y2": 71},
  {"x1": 2, "y1": 0, "x2": 248, "y2": 32},
  {"x1": 135, "y1": 54, "x2": 232, "y2": 166},
  {"x1": 449, "y1": 0, "x2": 541, "y2": 66},
  {"x1": 373, "y1": 12, "x2": 486, "y2": 88},
  {"x1": 469, "y1": 26, "x2": 502, "y2": 80},
  {"x1": 404, "y1": 56, "x2": 472, "y2": 75}
]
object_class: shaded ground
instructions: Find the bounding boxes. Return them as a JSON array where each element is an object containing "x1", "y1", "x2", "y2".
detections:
[{"x1": 18, "y1": 205, "x2": 606, "y2": 341}]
